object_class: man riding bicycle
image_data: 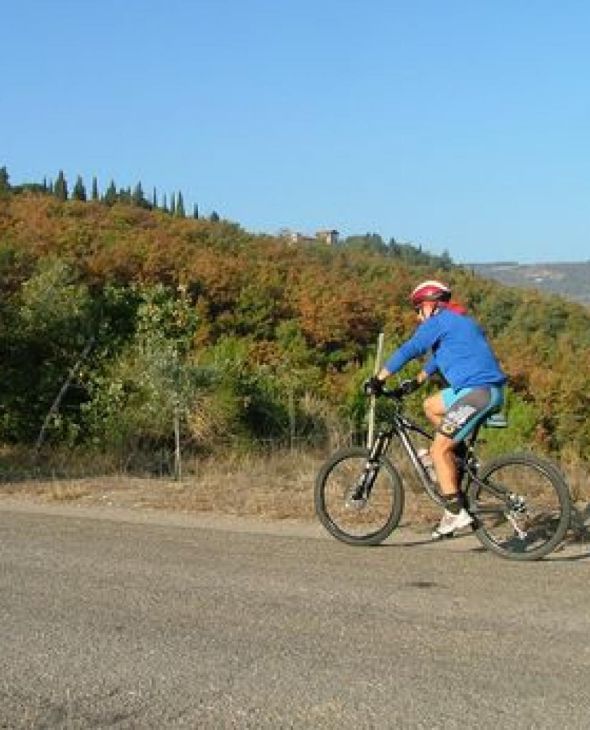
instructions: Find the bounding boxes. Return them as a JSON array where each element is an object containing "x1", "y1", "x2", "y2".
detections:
[{"x1": 364, "y1": 280, "x2": 507, "y2": 538}]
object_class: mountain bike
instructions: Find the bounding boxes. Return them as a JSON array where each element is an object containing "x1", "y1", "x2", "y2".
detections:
[{"x1": 314, "y1": 386, "x2": 571, "y2": 560}]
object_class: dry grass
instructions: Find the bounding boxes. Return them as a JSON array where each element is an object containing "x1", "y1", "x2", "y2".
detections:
[
  {"x1": 0, "y1": 450, "x2": 326, "y2": 521},
  {"x1": 0, "y1": 448, "x2": 436, "y2": 523},
  {"x1": 44, "y1": 483, "x2": 95, "y2": 502},
  {"x1": 1, "y1": 446, "x2": 588, "y2": 531}
]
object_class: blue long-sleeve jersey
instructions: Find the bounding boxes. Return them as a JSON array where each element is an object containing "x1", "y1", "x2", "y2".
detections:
[{"x1": 384, "y1": 308, "x2": 506, "y2": 390}]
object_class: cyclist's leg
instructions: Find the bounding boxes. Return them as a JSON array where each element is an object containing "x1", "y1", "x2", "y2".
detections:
[
  {"x1": 423, "y1": 387, "x2": 453, "y2": 428},
  {"x1": 426, "y1": 386, "x2": 503, "y2": 495},
  {"x1": 431, "y1": 387, "x2": 504, "y2": 535},
  {"x1": 423, "y1": 388, "x2": 461, "y2": 497},
  {"x1": 430, "y1": 431, "x2": 459, "y2": 496},
  {"x1": 430, "y1": 427, "x2": 474, "y2": 537},
  {"x1": 433, "y1": 386, "x2": 504, "y2": 495}
]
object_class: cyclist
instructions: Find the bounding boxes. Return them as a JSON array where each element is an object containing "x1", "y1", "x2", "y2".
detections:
[{"x1": 364, "y1": 280, "x2": 507, "y2": 538}]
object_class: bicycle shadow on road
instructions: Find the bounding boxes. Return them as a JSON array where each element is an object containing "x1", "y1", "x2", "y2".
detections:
[
  {"x1": 570, "y1": 502, "x2": 590, "y2": 538},
  {"x1": 549, "y1": 502, "x2": 590, "y2": 562},
  {"x1": 388, "y1": 525, "x2": 483, "y2": 550},
  {"x1": 387, "y1": 506, "x2": 590, "y2": 562}
]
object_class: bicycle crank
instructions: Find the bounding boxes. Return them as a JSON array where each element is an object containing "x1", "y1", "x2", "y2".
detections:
[{"x1": 504, "y1": 493, "x2": 528, "y2": 538}]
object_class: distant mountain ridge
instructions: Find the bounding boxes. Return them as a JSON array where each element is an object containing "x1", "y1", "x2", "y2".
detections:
[{"x1": 467, "y1": 261, "x2": 590, "y2": 306}]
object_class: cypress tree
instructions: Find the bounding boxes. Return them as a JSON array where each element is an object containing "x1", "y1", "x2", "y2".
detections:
[
  {"x1": 72, "y1": 175, "x2": 87, "y2": 201},
  {"x1": 0, "y1": 166, "x2": 9, "y2": 194},
  {"x1": 54, "y1": 170, "x2": 68, "y2": 200},
  {"x1": 193, "y1": 203, "x2": 199, "y2": 219},
  {"x1": 91, "y1": 177, "x2": 99, "y2": 201},
  {"x1": 152, "y1": 187, "x2": 158, "y2": 209},
  {"x1": 103, "y1": 180, "x2": 117, "y2": 206},
  {"x1": 162, "y1": 193, "x2": 168, "y2": 212},
  {"x1": 170, "y1": 192, "x2": 176, "y2": 216},
  {"x1": 176, "y1": 191, "x2": 185, "y2": 217},
  {"x1": 132, "y1": 181, "x2": 145, "y2": 207},
  {"x1": 209, "y1": 210, "x2": 220, "y2": 223}
]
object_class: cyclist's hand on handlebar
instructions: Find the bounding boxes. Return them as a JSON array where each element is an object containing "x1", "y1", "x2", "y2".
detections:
[
  {"x1": 362, "y1": 376, "x2": 384, "y2": 397},
  {"x1": 389, "y1": 377, "x2": 421, "y2": 399}
]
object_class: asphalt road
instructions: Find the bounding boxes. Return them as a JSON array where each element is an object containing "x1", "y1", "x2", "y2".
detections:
[{"x1": 1, "y1": 502, "x2": 589, "y2": 729}]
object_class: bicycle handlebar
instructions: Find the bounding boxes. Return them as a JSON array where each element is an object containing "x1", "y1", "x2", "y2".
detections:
[
  {"x1": 364, "y1": 377, "x2": 421, "y2": 402},
  {"x1": 382, "y1": 377, "x2": 421, "y2": 401},
  {"x1": 379, "y1": 386, "x2": 409, "y2": 402}
]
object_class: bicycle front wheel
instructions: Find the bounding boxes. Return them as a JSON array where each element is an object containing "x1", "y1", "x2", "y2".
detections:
[
  {"x1": 467, "y1": 453, "x2": 571, "y2": 560},
  {"x1": 314, "y1": 447, "x2": 404, "y2": 546}
]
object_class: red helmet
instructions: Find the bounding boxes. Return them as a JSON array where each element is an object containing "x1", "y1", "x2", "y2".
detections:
[{"x1": 410, "y1": 280, "x2": 452, "y2": 307}]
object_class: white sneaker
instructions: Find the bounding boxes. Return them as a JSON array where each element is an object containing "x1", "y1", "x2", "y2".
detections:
[{"x1": 431, "y1": 508, "x2": 473, "y2": 539}]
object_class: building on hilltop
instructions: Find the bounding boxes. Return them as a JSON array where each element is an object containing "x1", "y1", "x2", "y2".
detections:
[
  {"x1": 280, "y1": 229, "x2": 339, "y2": 246},
  {"x1": 316, "y1": 229, "x2": 339, "y2": 245}
]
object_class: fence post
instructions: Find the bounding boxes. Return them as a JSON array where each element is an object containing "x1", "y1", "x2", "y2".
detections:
[
  {"x1": 367, "y1": 332, "x2": 384, "y2": 448},
  {"x1": 173, "y1": 401, "x2": 182, "y2": 481},
  {"x1": 172, "y1": 346, "x2": 182, "y2": 481}
]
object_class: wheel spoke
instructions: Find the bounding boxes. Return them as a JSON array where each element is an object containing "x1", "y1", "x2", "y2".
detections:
[
  {"x1": 324, "y1": 457, "x2": 393, "y2": 536},
  {"x1": 468, "y1": 455, "x2": 570, "y2": 560},
  {"x1": 315, "y1": 448, "x2": 404, "y2": 546}
]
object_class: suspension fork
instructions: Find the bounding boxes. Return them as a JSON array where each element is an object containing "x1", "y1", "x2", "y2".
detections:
[{"x1": 352, "y1": 430, "x2": 391, "y2": 499}]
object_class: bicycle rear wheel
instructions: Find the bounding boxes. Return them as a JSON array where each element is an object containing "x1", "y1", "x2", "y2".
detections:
[
  {"x1": 314, "y1": 447, "x2": 404, "y2": 546},
  {"x1": 467, "y1": 453, "x2": 571, "y2": 560}
]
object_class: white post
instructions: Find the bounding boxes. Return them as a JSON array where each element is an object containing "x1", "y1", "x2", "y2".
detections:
[{"x1": 367, "y1": 332, "x2": 384, "y2": 448}]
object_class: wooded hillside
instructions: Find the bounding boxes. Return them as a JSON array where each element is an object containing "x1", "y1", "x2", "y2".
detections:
[{"x1": 1, "y1": 185, "x2": 589, "y2": 469}]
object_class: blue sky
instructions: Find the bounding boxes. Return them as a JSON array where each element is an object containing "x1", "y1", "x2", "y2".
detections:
[{"x1": 2, "y1": 0, "x2": 589, "y2": 263}]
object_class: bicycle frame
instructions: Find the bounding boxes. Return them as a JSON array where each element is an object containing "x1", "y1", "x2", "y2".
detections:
[
  {"x1": 367, "y1": 394, "x2": 509, "y2": 511},
  {"x1": 367, "y1": 408, "x2": 444, "y2": 507}
]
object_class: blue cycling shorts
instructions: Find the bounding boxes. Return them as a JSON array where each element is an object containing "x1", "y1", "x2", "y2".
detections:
[{"x1": 439, "y1": 386, "x2": 504, "y2": 442}]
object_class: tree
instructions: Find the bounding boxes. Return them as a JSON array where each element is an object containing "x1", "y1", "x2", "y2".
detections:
[
  {"x1": 2, "y1": 259, "x2": 95, "y2": 443},
  {"x1": 152, "y1": 187, "x2": 158, "y2": 208},
  {"x1": 193, "y1": 203, "x2": 199, "y2": 220},
  {"x1": 132, "y1": 181, "x2": 147, "y2": 208},
  {"x1": 343, "y1": 234, "x2": 386, "y2": 254},
  {"x1": 103, "y1": 180, "x2": 117, "y2": 206},
  {"x1": 0, "y1": 166, "x2": 9, "y2": 196},
  {"x1": 439, "y1": 249, "x2": 453, "y2": 269},
  {"x1": 83, "y1": 285, "x2": 205, "y2": 471},
  {"x1": 176, "y1": 191, "x2": 185, "y2": 218},
  {"x1": 170, "y1": 193, "x2": 176, "y2": 216},
  {"x1": 54, "y1": 170, "x2": 68, "y2": 201},
  {"x1": 72, "y1": 176, "x2": 87, "y2": 201},
  {"x1": 209, "y1": 210, "x2": 220, "y2": 223},
  {"x1": 91, "y1": 177, "x2": 99, "y2": 201}
]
